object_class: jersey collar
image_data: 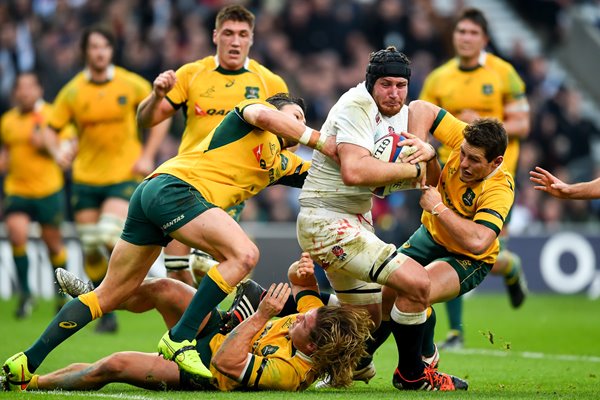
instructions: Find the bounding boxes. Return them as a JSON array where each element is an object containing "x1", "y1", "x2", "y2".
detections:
[
  {"x1": 458, "y1": 51, "x2": 487, "y2": 72},
  {"x1": 214, "y1": 55, "x2": 250, "y2": 74},
  {"x1": 18, "y1": 99, "x2": 44, "y2": 114},
  {"x1": 483, "y1": 161, "x2": 502, "y2": 181},
  {"x1": 84, "y1": 64, "x2": 115, "y2": 83}
]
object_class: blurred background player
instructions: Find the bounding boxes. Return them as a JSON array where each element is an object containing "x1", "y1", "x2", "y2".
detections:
[
  {"x1": 137, "y1": 4, "x2": 288, "y2": 285},
  {"x1": 42, "y1": 25, "x2": 168, "y2": 332},
  {"x1": 0, "y1": 72, "x2": 70, "y2": 318},
  {"x1": 419, "y1": 8, "x2": 530, "y2": 349}
]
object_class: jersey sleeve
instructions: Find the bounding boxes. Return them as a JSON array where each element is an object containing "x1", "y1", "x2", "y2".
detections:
[
  {"x1": 503, "y1": 64, "x2": 527, "y2": 103},
  {"x1": 275, "y1": 150, "x2": 310, "y2": 188},
  {"x1": 128, "y1": 72, "x2": 152, "y2": 105},
  {"x1": 269, "y1": 74, "x2": 288, "y2": 96},
  {"x1": 240, "y1": 354, "x2": 309, "y2": 391},
  {"x1": 430, "y1": 109, "x2": 467, "y2": 150},
  {"x1": 166, "y1": 63, "x2": 198, "y2": 109},
  {"x1": 295, "y1": 290, "x2": 324, "y2": 312},
  {"x1": 473, "y1": 175, "x2": 515, "y2": 236},
  {"x1": 49, "y1": 85, "x2": 74, "y2": 131}
]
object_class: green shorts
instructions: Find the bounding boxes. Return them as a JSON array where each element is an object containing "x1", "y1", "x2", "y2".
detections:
[
  {"x1": 227, "y1": 201, "x2": 245, "y2": 222},
  {"x1": 121, "y1": 174, "x2": 217, "y2": 246},
  {"x1": 72, "y1": 180, "x2": 139, "y2": 212},
  {"x1": 399, "y1": 225, "x2": 493, "y2": 295},
  {"x1": 179, "y1": 309, "x2": 224, "y2": 391},
  {"x1": 4, "y1": 190, "x2": 65, "y2": 226}
]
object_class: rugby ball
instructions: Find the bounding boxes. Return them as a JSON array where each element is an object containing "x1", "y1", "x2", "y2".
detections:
[{"x1": 371, "y1": 133, "x2": 421, "y2": 198}]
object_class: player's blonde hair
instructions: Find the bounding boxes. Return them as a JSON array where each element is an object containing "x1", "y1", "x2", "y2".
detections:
[{"x1": 310, "y1": 305, "x2": 374, "y2": 388}]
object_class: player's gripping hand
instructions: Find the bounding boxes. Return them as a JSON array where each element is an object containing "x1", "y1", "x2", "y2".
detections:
[
  {"x1": 398, "y1": 131, "x2": 436, "y2": 164},
  {"x1": 152, "y1": 70, "x2": 177, "y2": 98},
  {"x1": 257, "y1": 283, "x2": 291, "y2": 319}
]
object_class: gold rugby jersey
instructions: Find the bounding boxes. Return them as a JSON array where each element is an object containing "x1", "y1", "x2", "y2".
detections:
[
  {"x1": 419, "y1": 52, "x2": 526, "y2": 174},
  {"x1": 210, "y1": 294, "x2": 323, "y2": 391},
  {"x1": 0, "y1": 101, "x2": 66, "y2": 197},
  {"x1": 422, "y1": 110, "x2": 515, "y2": 264},
  {"x1": 49, "y1": 66, "x2": 151, "y2": 185},
  {"x1": 167, "y1": 56, "x2": 288, "y2": 154},
  {"x1": 153, "y1": 99, "x2": 309, "y2": 209}
]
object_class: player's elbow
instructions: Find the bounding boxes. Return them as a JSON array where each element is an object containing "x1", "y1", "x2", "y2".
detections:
[
  {"x1": 211, "y1": 355, "x2": 237, "y2": 377},
  {"x1": 251, "y1": 108, "x2": 274, "y2": 130},
  {"x1": 467, "y1": 238, "x2": 493, "y2": 255},
  {"x1": 340, "y1": 164, "x2": 365, "y2": 186}
]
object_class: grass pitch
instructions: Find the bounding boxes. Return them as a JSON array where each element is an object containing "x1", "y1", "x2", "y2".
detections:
[{"x1": 1, "y1": 293, "x2": 598, "y2": 399}]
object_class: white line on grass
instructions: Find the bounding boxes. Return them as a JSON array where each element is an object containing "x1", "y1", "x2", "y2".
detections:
[
  {"x1": 28, "y1": 391, "x2": 152, "y2": 400},
  {"x1": 452, "y1": 348, "x2": 600, "y2": 363}
]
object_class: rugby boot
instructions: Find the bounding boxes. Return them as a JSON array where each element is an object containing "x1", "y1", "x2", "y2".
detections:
[
  {"x1": 221, "y1": 279, "x2": 266, "y2": 334},
  {"x1": 2, "y1": 352, "x2": 32, "y2": 391},
  {"x1": 55, "y1": 268, "x2": 94, "y2": 297},
  {"x1": 392, "y1": 365, "x2": 468, "y2": 391},
  {"x1": 158, "y1": 330, "x2": 212, "y2": 378}
]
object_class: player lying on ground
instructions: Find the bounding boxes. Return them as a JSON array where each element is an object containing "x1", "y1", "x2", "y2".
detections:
[{"x1": 4, "y1": 254, "x2": 372, "y2": 392}]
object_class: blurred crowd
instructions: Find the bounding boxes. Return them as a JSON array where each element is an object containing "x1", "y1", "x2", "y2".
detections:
[{"x1": 1, "y1": 0, "x2": 600, "y2": 245}]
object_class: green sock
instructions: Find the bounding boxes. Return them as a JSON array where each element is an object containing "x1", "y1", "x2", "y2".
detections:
[
  {"x1": 445, "y1": 297, "x2": 463, "y2": 333},
  {"x1": 14, "y1": 253, "x2": 30, "y2": 295},
  {"x1": 421, "y1": 307, "x2": 437, "y2": 357},
  {"x1": 24, "y1": 298, "x2": 94, "y2": 372},
  {"x1": 504, "y1": 253, "x2": 522, "y2": 284},
  {"x1": 170, "y1": 274, "x2": 227, "y2": 341}
]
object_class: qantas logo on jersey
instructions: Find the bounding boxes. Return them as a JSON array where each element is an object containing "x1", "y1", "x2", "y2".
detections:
[
  {"x1": 253, "y1": 144, "x2": 263, "y2": 162},
  {"x1": 195, "y1": 104, "x2": 231, "y2": 117},
  {"x1": 194, "y1": 103, "x2": 206, "y2": 116}
]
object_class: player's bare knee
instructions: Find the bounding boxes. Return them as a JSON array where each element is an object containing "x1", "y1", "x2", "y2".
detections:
[
  {"x1": 94, "y1": 353, "x2": 129, "y2": 378},
  {"x1": 409, "y1": 276, "x2": 430, "y2": 307},
  {"x1": 234, "y1": 244, "x2": 259, "y2": 275},
  {"x1": 143, "y1": 277, "x2": 178, "y2": 297}
]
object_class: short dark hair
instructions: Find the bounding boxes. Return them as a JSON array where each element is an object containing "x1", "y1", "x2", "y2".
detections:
[
  {"x1": 13, "y1": 71, "x2": 40, "y2": 92},
  {"x1": 80, "y1": 25, "x2": 115, "y2": 57},
  {"x1": 455, "y1": 8, "x2": 489, "y2": 36},
  {"x1": 463, "y1": 118, "x2": 507, "y2": 161},
  {"x1": 266, "y1": 93, "x2": 306, "y2": 115},
  {"x1": 365, "y1": 46, "x2": 411, "y2": 94},
  {"x1": 215, "y1": 5, "x2": 255, "y2": 30}
]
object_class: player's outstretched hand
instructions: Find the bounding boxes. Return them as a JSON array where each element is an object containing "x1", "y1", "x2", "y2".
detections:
[
  {"x1": 257, "y1": 283, "x2": 291, "y2": 319},
  {"x1": 398, "y1": 132, "x2": 436, "y2": 164},
  {"x1": 153, "y1": 70, "x2": 177, "y2": 98},
  {"x1": 529, "y1": 166, "x2": 571, "y2": 198}
]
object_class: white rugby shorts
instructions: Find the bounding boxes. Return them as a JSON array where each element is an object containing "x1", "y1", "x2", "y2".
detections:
[{"x1": 297, "y1": 207, "x2": 407, "y2": 305}]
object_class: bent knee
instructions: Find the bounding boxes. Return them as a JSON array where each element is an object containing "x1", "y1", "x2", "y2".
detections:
[
  {"x1": 94, "y1": 353, "x2": 131, "y2": 378},
  {"x1": 233, "y1": 244, "x2": 259, "y2": 275}
]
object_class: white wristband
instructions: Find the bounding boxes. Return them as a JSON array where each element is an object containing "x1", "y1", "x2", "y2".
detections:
[{"x1": 299, "y1": 126, "x2": 313, "y2": 145}]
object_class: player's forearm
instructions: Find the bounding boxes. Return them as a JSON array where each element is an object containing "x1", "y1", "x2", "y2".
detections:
[
  {"x1": 340, "y1": 154, "x2": 421, "y2": 187},
  {"x1": 137, "y1": 93, "x2": 164, "y2": 128},
  {"x1": 41, "y1": 126, "x2": 60, "y2": 159},
  {"x1": 565, "y1": 178, "x2": 600, "y2": 199},
  {"x1": 430, "y1": 207, "x2": 495, "y2": 255},
  {"x1": 211, "y1": 313, "x2": 269, "y2": 376},
  {"x1": 503, "y1": 98, "x2": 530, "y2": 139}
]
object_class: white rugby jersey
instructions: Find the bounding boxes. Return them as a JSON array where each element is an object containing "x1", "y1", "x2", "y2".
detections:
[{"x1": 299, "y1": 82, "x2": 408, "y2": 214}]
